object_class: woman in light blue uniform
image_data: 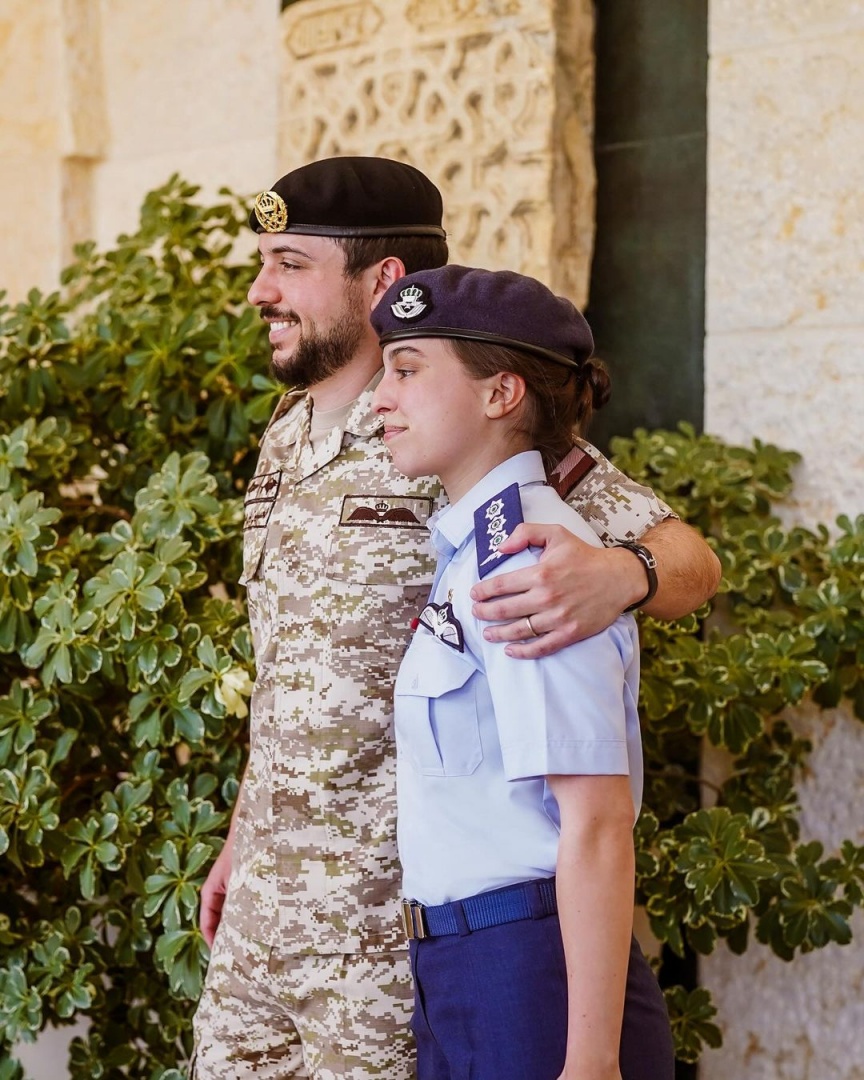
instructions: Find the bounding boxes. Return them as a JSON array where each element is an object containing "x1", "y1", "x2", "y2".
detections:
[{"x1": 370, "y1": 266, "x2": 674, "y2": 1080}]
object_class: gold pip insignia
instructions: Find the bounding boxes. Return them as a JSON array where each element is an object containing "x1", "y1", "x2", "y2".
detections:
[{"x1": 254, "y1": 190, "x2": 288, "y2": 233}]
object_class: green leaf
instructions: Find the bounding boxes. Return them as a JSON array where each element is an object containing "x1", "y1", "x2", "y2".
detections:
[
  {"x1": 675, "y1": 808, "x2": 774, "y2": 915},
  {"x1": 665, "y1": 985, "x2": 723, "y2": 1063}
]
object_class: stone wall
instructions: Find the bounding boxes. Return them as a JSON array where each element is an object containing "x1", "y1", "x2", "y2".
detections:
[
  {"x1": 0, "y1": 0, "x2": 69, "y2": 302},
  {"x1": 1, "y1": 0, "x2": 595, "y2": 306},
  {"x1": 0, "y1": 0, "x2": 278, "y2": 304},
  {"x1": 277, "y1": 0, "x2": 597, "y2": 304},
  {"x1": 702, "y1": 3, "x2": 864, "y2": 1076}
]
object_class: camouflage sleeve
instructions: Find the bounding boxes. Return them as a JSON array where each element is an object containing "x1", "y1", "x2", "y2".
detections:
[{"x1": 550, "y1": 437, "x2": 678, "y2": 548}]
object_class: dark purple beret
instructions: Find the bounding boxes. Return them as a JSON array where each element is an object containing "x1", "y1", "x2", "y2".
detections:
[
  {"x1": 248, "y1": 156, "x2": 445, "y2": 238},
  {"x1": 371, "y1": 265, "x2": 594, "y2": 370}
]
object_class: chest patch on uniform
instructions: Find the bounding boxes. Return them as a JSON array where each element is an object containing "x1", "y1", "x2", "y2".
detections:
[
  {"x1": 339, "y1": 495, "x2": 433, "y2": 529},
  {"x1": 550, "y1": 445, "x2": 597, "y2": 500},
  {"x1": 244, "y1": 470, "x2": 282, "y2": 528},
  {"x1": 418, "y1": 601, "x2": 464, "y2": 652},
  {"x1": 474, "y1": 482, "x2": 524, "y2": 579}
]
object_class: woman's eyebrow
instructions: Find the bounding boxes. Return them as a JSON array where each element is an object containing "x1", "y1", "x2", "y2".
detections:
[{"x1": 386, "y1": 344, "x2": 422, "y2": 359}]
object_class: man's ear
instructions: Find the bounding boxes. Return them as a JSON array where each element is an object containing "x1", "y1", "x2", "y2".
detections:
[
  {"x1": 369, "y1": 257, "x2": 407, "y2": 311},
  {"x1": 486, "y1": 372, "x2": 526, "y2": 419}
]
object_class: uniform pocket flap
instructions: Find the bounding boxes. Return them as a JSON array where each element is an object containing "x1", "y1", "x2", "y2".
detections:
[
  {"x1": 395, "y1": 632, "x2": 477, "y2": 699},
  {"x1": 239, "y1": 529, "x2": 268, "y2": 586}
]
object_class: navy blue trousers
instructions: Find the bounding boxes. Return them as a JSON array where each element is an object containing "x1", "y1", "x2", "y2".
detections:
[{"x1": 409, "y1": 916, "x2": 674, "y2": 1080}]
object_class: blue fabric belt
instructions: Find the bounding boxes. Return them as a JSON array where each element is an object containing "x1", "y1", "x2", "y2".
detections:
[{"x1": 401, "y1": 877, "x2": 558, "y2": 940}]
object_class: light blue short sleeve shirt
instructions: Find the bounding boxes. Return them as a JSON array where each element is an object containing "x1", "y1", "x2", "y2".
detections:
[{"x1": 395, "y1": 451, "x2": 643, "y2": 906}]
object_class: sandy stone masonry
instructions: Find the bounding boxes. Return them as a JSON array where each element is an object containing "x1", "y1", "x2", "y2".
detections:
[
  {"x1": 702, "y1": 3, "x2": 864, "y2": 1077},
  {"x1": 0, "y1": 0, "x2": 278, "y2": 305},
  {"x1": 278, "y1": 0, "x2": 596, "y2": 306}
]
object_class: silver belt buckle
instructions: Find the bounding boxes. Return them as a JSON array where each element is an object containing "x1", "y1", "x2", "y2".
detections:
[{"x1": 400, "y1": 899, "x2": 426, "y2": 940}]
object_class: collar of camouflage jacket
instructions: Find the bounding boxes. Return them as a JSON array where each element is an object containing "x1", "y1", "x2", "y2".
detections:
[{"x1": 265, "y1": 370, "x2": 385, "y2": 443}]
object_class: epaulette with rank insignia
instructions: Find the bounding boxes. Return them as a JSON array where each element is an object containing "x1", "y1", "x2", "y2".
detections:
[
  {"x1": 550, "y1": 441, "x2": 598, "y2": 500},
  {"x1": 474, "y1": 482, "x2": 524, "y2": 579}
]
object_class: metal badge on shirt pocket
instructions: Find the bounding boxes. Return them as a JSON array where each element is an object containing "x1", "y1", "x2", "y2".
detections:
[
  {"x1": 417, "y1": 601, "x2": 464, "y2": 652},
  {"x1": 339, "y1": 495, "x2": 433, "y2": 530},
  {"x1": 244, "y1": 470, "x2": 282, "y2": 529}
]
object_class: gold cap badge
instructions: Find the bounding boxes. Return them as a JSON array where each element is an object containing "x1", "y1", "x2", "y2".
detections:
[{"x1": 253, "y1": 190, "x2": 288, "y2": 233}]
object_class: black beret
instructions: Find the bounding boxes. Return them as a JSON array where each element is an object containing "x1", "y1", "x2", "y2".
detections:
[
  {"x1": 249, "y1": 156, "x2": 445, "y2": 238},
  {"x1": 371, "y1": 265, "x2": 594, "y2": 370}
]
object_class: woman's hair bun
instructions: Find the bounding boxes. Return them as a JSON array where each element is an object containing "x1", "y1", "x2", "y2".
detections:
[{"x1": 582, "y1": 358, "x2": 611, "y2": 411}]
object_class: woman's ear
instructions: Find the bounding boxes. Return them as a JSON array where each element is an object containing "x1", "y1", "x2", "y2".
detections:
[
  {"x1": 486, "y1": 372, "x2": 526, "y2": 418},
  {"x1": 368, "y1": 257, "x2": 407, "y2": 310}
]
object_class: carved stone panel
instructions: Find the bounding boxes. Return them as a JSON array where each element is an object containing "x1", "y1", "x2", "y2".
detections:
[{"x1": 277, "y1": 0, "x2": 595, "y2": 304}]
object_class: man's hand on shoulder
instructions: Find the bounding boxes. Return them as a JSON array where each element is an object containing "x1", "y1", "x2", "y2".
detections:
[{"x1": 470, "y1": 523, "x2": 646, "y2": 658}]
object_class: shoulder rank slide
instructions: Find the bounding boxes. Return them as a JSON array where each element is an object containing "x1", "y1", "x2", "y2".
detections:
[
  {"x1": 550, "y1": 443, "x2": 597, "y2": 499},
  {"x1": 474, "y1": 482, "x2": 524, "y2": 579},
  {"x1": 418, "y1": 601, "x2": 464, "y2": 651}
]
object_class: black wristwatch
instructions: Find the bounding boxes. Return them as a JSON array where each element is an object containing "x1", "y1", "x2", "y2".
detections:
[{"x1": 617, "y1": 542, "x2": 658, "y2": 612}]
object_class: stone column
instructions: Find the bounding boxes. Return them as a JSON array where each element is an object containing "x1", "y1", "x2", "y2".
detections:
[
  {"x1": 0, "y1": 0, "x2": 105, "y2": 301},
  {"x1": 277, "y1": 0, "x2": 596, "y2": 304},
  {"x1": 0, "y1": 0, "x2": 281, "y2": 306}
]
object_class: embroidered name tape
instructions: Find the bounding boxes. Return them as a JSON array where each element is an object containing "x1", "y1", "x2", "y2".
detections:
[{"x1": 474, "y1": 482, "x2": 524, "y2": 579}]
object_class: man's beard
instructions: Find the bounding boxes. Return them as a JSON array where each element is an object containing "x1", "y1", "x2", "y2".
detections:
[{"x1": 266, "y1": 295, "x2": 367, "y2": 390}]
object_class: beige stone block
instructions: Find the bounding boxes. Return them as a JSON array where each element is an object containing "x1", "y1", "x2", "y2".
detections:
[
  {"x1": 276, "y1": 0, "x2": 596, "y2": 305},
  {"x1": 710, "y1": 0, "x2": 864, "y2": 52},
  {"x1": 706, "y1": 32, "x2": 864, "y2": 334},
  {"x1": 0, "y1": 0, "x2": 65, "y2": 155},
  {"x1": 98, "y1": 0, "x2": 278, "y2": 161},
  {"x1": 701, "y1": 704, "x2": 864, "y2": 1080},
  {"x1": 91, "y1": 137, "x2": 276, "y2": 254},
  {"x1": 0, "y1": 157, "x2": 65, "y2": 303},
  {"x1": 705, "y1": 328, "x2": 864, "y2": 525},
  {"x1": 60, "y1": 0, "x2": 109, "y2": 157}
]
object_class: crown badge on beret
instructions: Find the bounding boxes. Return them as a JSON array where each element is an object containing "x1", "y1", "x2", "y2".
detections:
[
  {"x1": 253, "y1": 190, "x2": 289, "y2": 233},
  {"x1": 391, "y1": 284, "x2": 428, "y2": 320}
]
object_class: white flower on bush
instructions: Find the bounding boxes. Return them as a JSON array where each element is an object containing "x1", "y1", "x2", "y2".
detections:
[{"x1": 214, "y1": 666, "x2": 254, "y2": 718}]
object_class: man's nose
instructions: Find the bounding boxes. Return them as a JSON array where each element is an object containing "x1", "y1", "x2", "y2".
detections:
[{"x1": 247, "y1": 268, "x2": 279, "y2": 307}]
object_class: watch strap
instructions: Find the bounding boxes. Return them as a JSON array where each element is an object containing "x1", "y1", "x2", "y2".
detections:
[{"x1": 618, "y1": 542, "x2": 658, "y2": 612}]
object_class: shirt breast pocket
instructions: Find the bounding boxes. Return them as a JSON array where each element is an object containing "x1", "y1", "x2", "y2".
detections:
[
  {"x1": 326, "y1": 524, "x2": 435, "y2": 587},
  {"x1": 395, "y1": 635, "x2": 483, "y2": 777}
]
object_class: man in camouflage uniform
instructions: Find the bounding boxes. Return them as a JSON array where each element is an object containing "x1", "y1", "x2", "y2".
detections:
[{"x1": 192, "y1": 158, "x2": 720, "y2": 1079}]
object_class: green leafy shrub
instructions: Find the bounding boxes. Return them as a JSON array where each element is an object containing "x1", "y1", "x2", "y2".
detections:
[
  {"x1": 1, "y1": 178, "x2": 863, "y2": 1076},
  {"x1": 612, "y1": 427, "x2": 864, "y2": 1060},
  {"x1": 0, "y1": 178, "x2": 275, "y2": 1077}
]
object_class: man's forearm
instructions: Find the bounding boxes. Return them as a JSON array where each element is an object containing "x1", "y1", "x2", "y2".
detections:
[{"x1": 635, "y1": 518, "x2": 721, "y2": 620}]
